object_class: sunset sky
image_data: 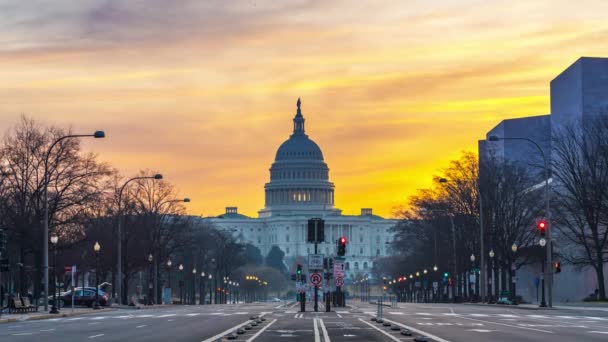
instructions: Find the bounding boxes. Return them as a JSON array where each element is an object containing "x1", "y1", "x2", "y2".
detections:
[{"x1": 1, "y1": 0, "x2": 607, "y2": 218}]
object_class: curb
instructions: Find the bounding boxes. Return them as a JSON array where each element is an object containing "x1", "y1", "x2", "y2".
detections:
[
  {"x1": 0, "y1": 308, "x2": 114, "y2": 324},
  {"x1": 462, "y1": 303, "x2": 554, "y2": 311}
]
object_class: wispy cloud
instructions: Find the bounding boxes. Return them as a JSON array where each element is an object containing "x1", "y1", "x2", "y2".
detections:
[{"x1": 1, "y1": 0, "x2": 607, "y2": 217}]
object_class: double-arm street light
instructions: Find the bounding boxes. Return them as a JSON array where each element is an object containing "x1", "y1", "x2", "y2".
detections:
[
  {"x1": 488, "y1": 135, "x2": 551, "y2": 307},
  {"x1": 116, "y1": 173, "x2": 163, "y2": 305},
  {"x1": 43, "y1": 131, "x2": 105, "y2": 311},
  {"x1": 421, "y1": 204, "x2": 457, "y2": 301}
]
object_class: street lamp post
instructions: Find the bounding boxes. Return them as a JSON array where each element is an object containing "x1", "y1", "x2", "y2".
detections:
[
  {"x1": 192, "y1": 267, "x2": 197, "y2": 305},
  {"x1": 200, "y1": 272, "x2": 205, "y2": 305},
  {"x1": 511, "y1": 243, "x2": 518, "y2": 305},
  {"x1": 116, "y1": 173, "x2": 163, "y2": 305},
  {"x1": 470, "y1": 254, "x2": 476, "y2": 301},
  {"x1": 208, "y1": 274, "x2": 213, "y2": 305},
  {"x1": 166, "y1": 259, "x2": 172, "y2": 304},
  {"x1": 49, "y1": 234, "x2": 59, "y2": 314},
  {"x1": 43, "y1": 131, "x2": 105, "y2": 310},
  {"x1": 147, "y1": 254, "x2": 153, "y2": 305},
  {"x1": 178, "y1": 264, "x2": 184, "y2": 304},
  {"x1": 488, "y1": 249, "x2": 495, "y2": 303},
  {"x1": 489, "y1": 135, "x2": 551, "y2": 307},
  {"x1": 94, "y1": 242, "x2": 101, "y2": 310}
]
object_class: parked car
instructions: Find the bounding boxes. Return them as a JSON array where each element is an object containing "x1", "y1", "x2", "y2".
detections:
[{"x1": 49, "y1": 287, "x2": 109, "y2": 307}]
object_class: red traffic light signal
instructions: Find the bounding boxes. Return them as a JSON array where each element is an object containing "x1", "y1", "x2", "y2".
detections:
[
  {"x1": 337, "y1": 236, "x2": 347, "y2": 256},
  {"x1": 537, "y1": 220, "x2": 548, "y2": 236},
  {"x1": 554, "y1": 261, "x2": 561, "y2": 273}
]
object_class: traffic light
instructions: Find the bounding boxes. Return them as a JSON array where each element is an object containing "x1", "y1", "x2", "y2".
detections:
[
  {"x1": 537, "y1": 219, "x2": 548, "y2": 237},
  {"x1": 337, "y1": 236, "x2": 347, "y2": 256},
  {"x1": 554, "y1": 261, "x2": 561, "y2": 273},
  {"x1": 297, "y1": 264, "x2": 302, "y2": 275}
]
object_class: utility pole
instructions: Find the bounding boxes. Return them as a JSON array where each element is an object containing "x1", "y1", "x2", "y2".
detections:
[{"x1": 314, "y1": 219, "x2": 319, "y2": 312}]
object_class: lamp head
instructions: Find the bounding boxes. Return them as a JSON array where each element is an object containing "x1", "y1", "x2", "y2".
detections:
[
  {"x1": 148, "y1": 254, "x2": 153, "y2": 262},
  {"x1": 50, "y1": 234, "x2": 58, "y2": 245},
  {"x1": 167, "y1": 259, "x2": 172, "y2": 267},
  {"x1": 488, "y1": 135, "x2": 500, "y2": 142},
  {"x1": 192, "y1": 268, "x2": 196, "y2": 274},
  {"x1": 93, "y1": 241, "x2": 101, "y2": 252},
  {"x1": 179, "y1": 264, "x2": 183, "y2": 271},
  {"x1": 93, "y1": 131, "x2": 105, "y2": 138},
  {"x1": 153, "y1": 173, "x2": 163, "y2": 180},
  {"x1": 183, "y1": 198, "x2": 191, "y2": 203}
]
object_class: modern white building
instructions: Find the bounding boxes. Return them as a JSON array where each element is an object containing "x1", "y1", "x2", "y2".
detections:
[{"x1": 201, "y1": 99, "x2": 397, "y2": 280}]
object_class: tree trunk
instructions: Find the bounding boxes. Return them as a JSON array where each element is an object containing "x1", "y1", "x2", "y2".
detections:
[{"x1": 597, "y1": 256, "x2": 606, "y2": 300}]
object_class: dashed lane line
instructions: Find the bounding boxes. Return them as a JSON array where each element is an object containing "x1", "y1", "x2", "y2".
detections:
[
  {"x1": 318, "y1": 318, "x2": 331, "y2": 342},
  {"x1": 245, "y1": 319, "x2": 277, "y2": 342},
  {"x1": 357, "y1": 318, "x2": 400, "y2": 342},
  {"x1": 452, "y1": 316, "x2": 554, "y2": 334},
  {"x1": 88, "y1": 334, "x2": 105, "y2": 338},
  {"x1": 136, "y1": 325, "x2": 147, "y2": 328},
  {"x1": 382, "y1": 318, "x2": 451, "y2": 342}
]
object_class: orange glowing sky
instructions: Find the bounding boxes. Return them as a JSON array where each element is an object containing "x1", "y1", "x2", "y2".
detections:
[{"x1": 1, "y1": 0, "x2": 607, "y2": 218}]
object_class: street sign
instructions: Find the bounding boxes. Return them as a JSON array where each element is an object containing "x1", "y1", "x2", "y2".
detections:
[
  {"x1": 308, "y1": 254, "x2": 324, "y2": 270},
  {"x1": 333, "y1": 262, "x2": 345, "y2": 278},
  {"x1": 432, "y1": 281, "x2": 438, "y2": 289},
  {"x1": 310, "y1": 272, "x2": 322, "y2": 286},
  {"x1": 335, "y1": 276, "x2": 344, "y2": 287}
]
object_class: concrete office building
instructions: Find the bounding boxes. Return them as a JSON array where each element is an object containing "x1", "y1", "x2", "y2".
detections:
[{"x1": 479, "y1": 57, "x2": 608, "y2": 303}]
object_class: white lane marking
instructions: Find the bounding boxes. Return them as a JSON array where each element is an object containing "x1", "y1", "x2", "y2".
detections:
[
  {"x1": 12, "y1": 333, "x2": 34, "y2": 336},
  {"x1": 136, "y1": 325, "x2": 147, "y2": 328},
  {"x1": 449, "y1": 307, "x2": 455, "y2": 314},
  {"x1": 246, "y1": 319, "x2": 277, "y2": 342},
  {"x1": 313, "y1": 317, "x2": 321, "y2": 342},
  {"x1": 388, "y1": 311, "x2": 404, "y2": 315},
  {"x1": 168, "y1": 319, "x2": 174, "y2": 322},
  {"x1": 470, "y1": 314, "x2": 489, "y2": 317},
  {"x1": 357, "y1": 318, "x2": 401, "y2": 342},
  {"x1": 590, "y1": 331, "x2": 608, "y2": 334},
  {"x1": 40, "y1": 329, "x2": 56, "y2": 332},
  {"x1": 336, "y1": 313, "x2": 342, "y2": 318},
  {"x1": 335, "y1": 311, "x2": 349, "y2": 314},
  {"x1": 88, "y1": 334, "x2": 105, "y2": 338},
  {"x1": 382, "y1": 318, "x2": 451, "y2": 342},
  {"x1": 186, "y1": 313, "x2": 201, "y2": 317},
  {"x1": 201, "y1": 313, "x2": 268, "y2": 342},
  {"x1": 319, "y1": 318, "x2": 331, "y2": 342},
  {"x1": 67, "y1": 317, "x2": 85, "y2": 321},
  {"x1": 159, "y1": 314, "x2": 176, "y2": 317},
  {"x1": 585, "y1": 316, "x2": 608, "y2": 321},
  {"x1": 455, "y1": 316, "x2": 554, "y2": 334},
  {"x1": 468, "y1": 329, "x2": 493, "y2": 332}
]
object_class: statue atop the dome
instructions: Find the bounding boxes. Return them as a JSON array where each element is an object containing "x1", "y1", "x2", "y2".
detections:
[{"x1": 297, "y1": 97, "x2": 301, "y2": 109}]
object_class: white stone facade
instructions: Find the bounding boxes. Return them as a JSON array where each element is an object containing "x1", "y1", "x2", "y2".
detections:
[{"x1": 202, "y1": 99, "x2": 396, "y2": 280}]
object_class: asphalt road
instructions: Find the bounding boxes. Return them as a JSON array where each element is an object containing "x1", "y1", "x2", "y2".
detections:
[{"x1": 2, "y1": 301, "x2": 608, "y2": 341}]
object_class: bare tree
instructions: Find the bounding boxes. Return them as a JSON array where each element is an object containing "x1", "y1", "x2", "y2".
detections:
[
  {"x1": 0, "y1": 116, "x2": 112, "y2": 300},
  {"x1": 552, "y1": 115, "x2": 608, "y2": 300}
]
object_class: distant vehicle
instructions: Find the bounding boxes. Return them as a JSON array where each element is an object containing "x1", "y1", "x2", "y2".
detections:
[{"x1": 49, "y1": 287, "x2": 109, "y2": 307}]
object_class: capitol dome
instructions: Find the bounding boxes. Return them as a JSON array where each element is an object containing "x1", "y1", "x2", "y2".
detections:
[{"x1": 258, "y1": 99, "x2": 340, "y2": 218}]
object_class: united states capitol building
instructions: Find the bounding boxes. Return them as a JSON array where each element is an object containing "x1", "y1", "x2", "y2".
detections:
[{"x1": 201, "y1": 99, "x2": 396, "y2": 279}]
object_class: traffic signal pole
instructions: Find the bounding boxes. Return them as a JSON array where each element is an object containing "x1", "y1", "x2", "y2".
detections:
[{"x1": 314, "y1": 220, "x2": 319, "y2": 312}]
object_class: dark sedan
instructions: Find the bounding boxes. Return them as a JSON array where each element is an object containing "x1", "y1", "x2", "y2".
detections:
[{"x1": 50, "y1": 288, "x2": 109, "y2": 307}]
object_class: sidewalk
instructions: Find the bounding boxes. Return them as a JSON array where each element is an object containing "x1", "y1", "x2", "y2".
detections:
[
  {"x1": 464, "y1": 302, "x2": 608, "y2": 311},
  {"x1": 0, "y1": 306, "x2": 114, "y2": 324}
]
